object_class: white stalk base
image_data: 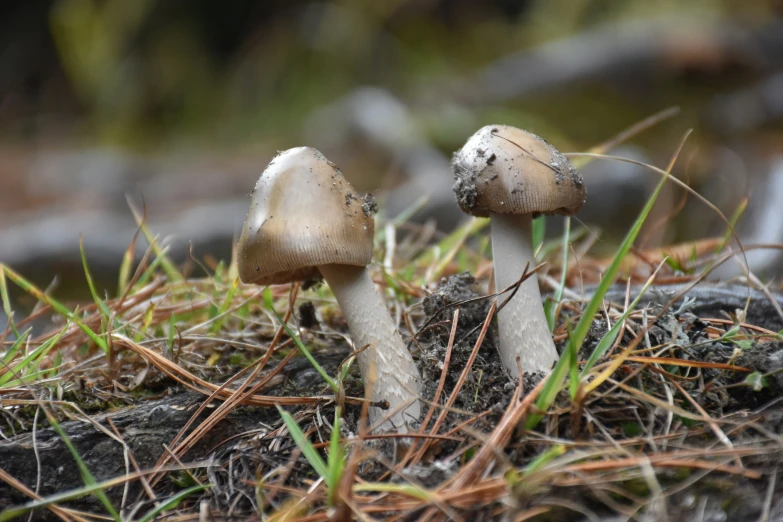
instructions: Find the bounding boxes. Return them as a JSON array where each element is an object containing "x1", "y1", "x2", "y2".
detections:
[
  {"x1": 320, "y1": 264, "x2": 422, "y2": 432},
  {"x1": 491, "y1": 213, "x2": 559, "y2": 376}
]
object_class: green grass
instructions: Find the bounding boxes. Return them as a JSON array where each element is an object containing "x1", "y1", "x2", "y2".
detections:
[
  {"x1": 525, "y1": 133, "x2": 677, "y2": 429},
  {"x1": 545, "y1": 217, "x2": 571, "y2": 332},
  {"x1": 272, "y1": 310, "x2": 338, "y2": 393},
  {"x1": 0, "y1": 473, "x2": 208, "y2": 522},
  {"x1": 0, "y1": 324, "x2": 66, "y2": 390},
  {"x1": 1, "y1": 265, "x2": 108, "y2": 353},
  {"x1": 276, "y1": 404, "x2": 347, "y2": 507}
]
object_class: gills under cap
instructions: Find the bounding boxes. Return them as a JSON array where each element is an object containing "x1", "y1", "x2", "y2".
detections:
[
  {"x1": 452, "y1": 125, "x2": 586, "y2": 218},
  {"x1": 237, "y1": 147, "x2": 375, "y2": 285}
]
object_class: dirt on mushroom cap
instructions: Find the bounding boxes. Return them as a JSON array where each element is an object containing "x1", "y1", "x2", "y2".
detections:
[{"x1": 452, "y1": 124, "x2": 586, "y2": 218}]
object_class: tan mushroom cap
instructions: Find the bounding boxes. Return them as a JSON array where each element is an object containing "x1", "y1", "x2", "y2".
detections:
[
  {"x1": 452, "y1": 125, "x2": 586, "y2": 218},
  {"x1": 237, "y1": 147, "x2": 374, "y2": 285}
]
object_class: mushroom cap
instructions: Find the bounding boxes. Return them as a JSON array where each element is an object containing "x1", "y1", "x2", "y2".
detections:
[
  {"x1": 452, "y1": 125, "x2": 586, "y2": 218},
  {"x1": 237, "y1": 147, "x2": 375, "y2": 285}
]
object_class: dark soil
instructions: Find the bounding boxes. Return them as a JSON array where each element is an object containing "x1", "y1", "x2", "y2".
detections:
[
  {"x1": 0, "y1": 392, "x2": 280, "y2": 517},
  {"x1": 420, "y1": 273, "x2": 514, "y2": 419},
  {"x1": 451, "y1": 125, "x2": 585, "y2": 218},
  {"x1": 296, "y1": 300, "x2": 319, "y2": 329}
]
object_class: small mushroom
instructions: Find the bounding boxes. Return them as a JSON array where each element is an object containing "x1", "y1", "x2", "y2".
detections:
[
  {"x1": 452, "y1": 125, "x2": 586, "y2": 375},
  {"x1": 237, "y1": 147, "x2": 421, "y2": 431}
]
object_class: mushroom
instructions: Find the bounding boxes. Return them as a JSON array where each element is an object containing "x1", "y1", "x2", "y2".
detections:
[
  {"x1": 452, "y1": 125, "x2": 586, "y2": 376},
  {"x1": 237, "y1": 147, "x2": 421, "y2": 432}
]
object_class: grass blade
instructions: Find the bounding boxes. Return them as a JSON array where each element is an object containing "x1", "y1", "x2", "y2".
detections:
[
  {"x1": 532, "y1": 216, "x2": 545, "y2": 255},
  {"x1": 0, "y1": 269, "x2": 20, "y2": 339},
  {"x1": 327, "y1": 406, "x2": 345, "y2": 506},
  {"x1": 567, "y1": 324, "x2": 579, "y2": 398},
  {"x1": 352, "y1": 483, "x2": 432, "y2": 501},
  {"x1": 522, "y1": 445, "x2": 566, "y2": 477},
  {"x1": 276, "y1": 405, "x2": 328, "y2": 481},
  {"x1": 1, "y1": 265, "x2": 108, "y2": 353},
  {"x1": 272, "y1": 311, "x2": 337, "y2": 392},
  {"x1": 210, "y1": 277, "x2": 239, "y2": 334},
  {"x1": 567, "y1": 165, "x2": 670, "y2": 366},
  {"x1": 117, "y1": 241, "x2": 135, "y2": 298},
  {"x1": 546, "y1": 217, "x2": 571, "y2": 331},
  {"x1": 0, "y1": 329, "x2": 32, "y2": 380},
  {"x1": 0, "y1": 470, "x2": 206, "y2": 521},
  {"x1": 127, "y1": 196, "x2": 183, "y2": 283},
  {"x1": 431, "y1": 217, "x2": 490, "y2": 280},
  {"x1": 377, "y1": 194, "x2": 431, "y2": 243},
  {"x1": 415, "y1": 217, "x2": 489, "y2": 268},
  {"x1": 135, "y1": 243, "x2": 173, "y2": 287},
  {"x1": 80, "y1": 236, "x2": 112, "y2": 320},
  {"x1": 45, "y1": 414, "x2": 120, "y2": 520},
  {"x1": 570, "y1": 106, "x2": 680, "y2": 169},
  {"x1": 136, "y1": 485, "x2": 209, "y2": 522},
  {"x1": 526, "y1": 133, "x2": 681, "y2": 428},
  {"x1": 0, "y1": 324, "x2": 67, "y2": 389},
  {"x1": 525, "y1": 343, "x2": 573, "y2": 429},
  {"x1": 580, "y1": 261, "x2": 665, "y2": 378},
  {"x1": 718, "y1": 197, "x2": 748, "y2": 252}
]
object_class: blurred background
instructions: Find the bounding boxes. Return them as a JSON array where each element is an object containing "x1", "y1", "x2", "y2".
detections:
[{"x1": 2, "y1": 0, "x2": 783, "y2": 301}]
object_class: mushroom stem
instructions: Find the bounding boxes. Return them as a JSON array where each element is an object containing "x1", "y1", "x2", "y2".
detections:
[
  {"x1": 318, "y1": 264, "x2": 422, "y2": 432},
  {"x1": 491, "y1": 212, "x2": 559, "y2": 376}
]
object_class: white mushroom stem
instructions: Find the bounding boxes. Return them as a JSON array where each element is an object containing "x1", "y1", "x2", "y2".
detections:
[
  {"x1": 319, "y1": 264, "x2": 422, "y2": 432},
  {"x1": 491, "y1": 212, "x2": 559, "y2": 376}
]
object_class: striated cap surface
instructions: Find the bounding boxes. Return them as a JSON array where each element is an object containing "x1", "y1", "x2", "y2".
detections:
[
  {"x1": 452, "y1": 125, "x2": 586, "y2": 218},
  {"x1": 238, "y1": 147, "x2": 374, "y2": 285}
]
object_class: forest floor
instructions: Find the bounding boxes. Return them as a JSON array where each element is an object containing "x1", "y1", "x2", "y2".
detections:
[{"x1": 1, "y1": 125, "x2": 783, "y2": 521}]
